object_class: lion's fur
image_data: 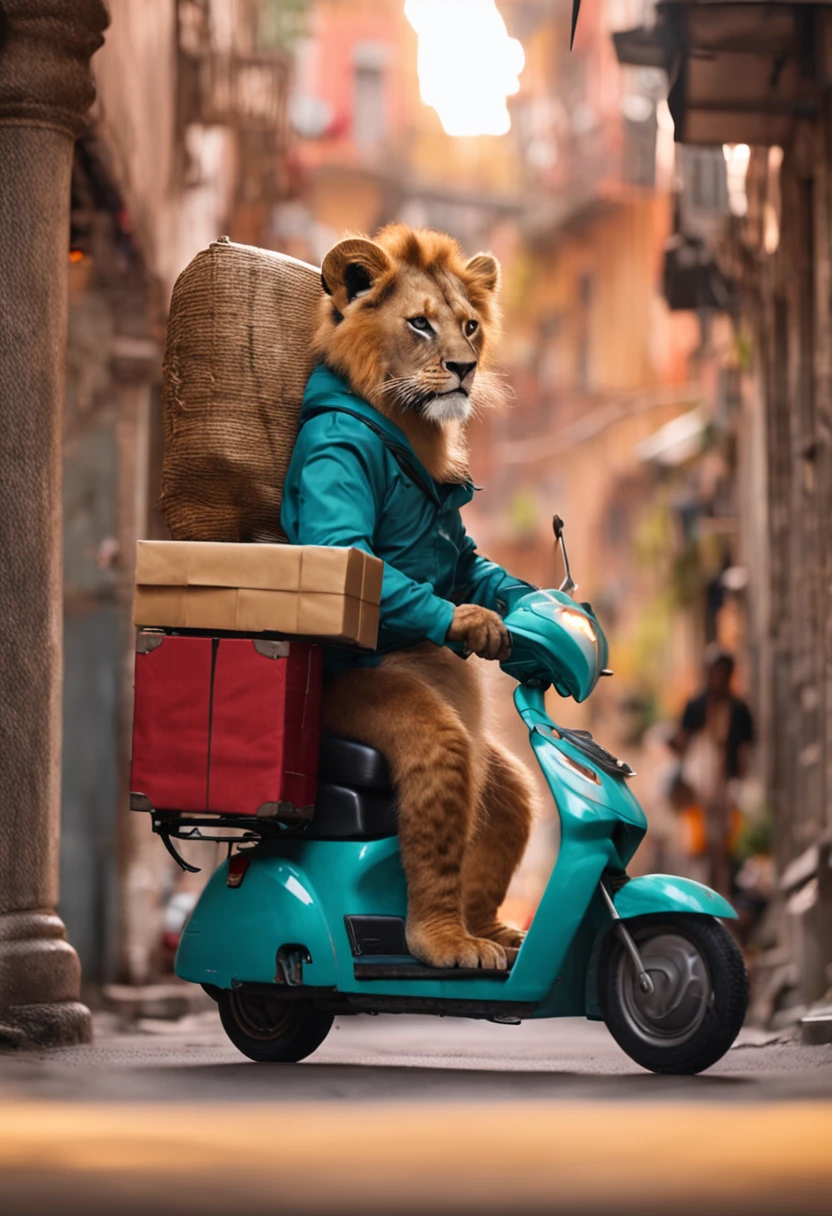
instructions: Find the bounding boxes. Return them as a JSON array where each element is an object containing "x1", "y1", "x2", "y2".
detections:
[
  {"x1": 317, "y1": 225, "x2": 534, "y2": 971},
  {"x1": 316, "y1": 224, "x2": 506, "y2": 484},
  {"x1": 322, "y1": 646, "x2": 536, "y2": 970}
]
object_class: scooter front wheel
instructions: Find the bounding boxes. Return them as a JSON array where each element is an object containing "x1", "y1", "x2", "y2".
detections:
[
  {"x1": 217, "y1": 990, "x2": 333, "y2": 1063},
  {"x1": 598, "y1": 914, "x2": 748, "y2": 1075}
]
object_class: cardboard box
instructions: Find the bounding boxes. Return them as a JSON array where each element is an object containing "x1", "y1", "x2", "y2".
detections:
[{"x1": 133, "y1": 541, "x2": 383, "y2": 649}]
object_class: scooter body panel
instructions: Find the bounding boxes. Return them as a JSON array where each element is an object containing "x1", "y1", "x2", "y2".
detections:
[
  {"x1": 176, "y1": 852, "x2": 339, "y2": 989},
  {"x1": 177, "y1": 837, "x2": 407, "y2": 990},
  {"x1": 505, "y1": 724, "x2": 645, "y2": 1007},
  {"x1": 176, "y1": 742, "x2": 646, "y2": 1010},
  {"x1": 177, "y1": 835, "x2": 605, "y2": 1006}
]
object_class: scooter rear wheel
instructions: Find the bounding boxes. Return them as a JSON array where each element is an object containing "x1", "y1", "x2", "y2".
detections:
[
  {"x1": 598, "y1": 913, "x2": 748, "y2": 1075},
  {"x1": 217, "y1": 990, "x2": 333, "y2": 1063}
]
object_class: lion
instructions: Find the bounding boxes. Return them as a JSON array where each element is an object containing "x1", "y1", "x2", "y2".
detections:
[{"x1": 280, "y1": 224, "x2": 536, "y2": 970}]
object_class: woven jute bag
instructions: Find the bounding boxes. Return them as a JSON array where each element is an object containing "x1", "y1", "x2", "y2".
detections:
[{"x1": 160, "y1": 237, "x2": 322, "y2": 543}]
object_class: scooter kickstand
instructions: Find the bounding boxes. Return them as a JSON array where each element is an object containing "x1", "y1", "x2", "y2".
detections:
[{"x1": 599, "y1": 881, "x2": 655, "y2": 995}]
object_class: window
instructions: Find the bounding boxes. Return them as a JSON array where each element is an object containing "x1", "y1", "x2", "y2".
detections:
[
  {"x1": 353, "y1": 42, "x2": 389, "y2": 152},
  {"x1": 678, "y1": 147, "x2": 729, "y2": 214},
  {"x1": 622, "y1": 110, "x2": 657, "y2": 189},
  {"x1": 577, "y1": 272, "x2": 594, "y2": 390}
]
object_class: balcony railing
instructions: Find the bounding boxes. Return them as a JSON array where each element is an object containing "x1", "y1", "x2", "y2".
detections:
[
  {"x1": 179, "y1": 49, "x2": 289, "y2": 139},
  {"x1": 176, "y1": 0, "x2": 290, "y2": 141}
]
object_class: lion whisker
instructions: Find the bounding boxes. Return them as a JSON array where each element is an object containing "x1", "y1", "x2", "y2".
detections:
[
  {"x1": 469, "y1": 368, "x2": 512, "y2": 415},
  {"x1": 382, "y1": 374, "x2": 432, "y2": 412}
]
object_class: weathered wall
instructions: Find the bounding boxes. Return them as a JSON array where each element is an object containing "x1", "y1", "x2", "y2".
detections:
[
  {"x1": 92, "y1": 0, "x2": 237, "y2": 297},
  {"x1": 60, "y1": 1, "x2": 241, "y2": 988},
  {"x1": 740, "y1": 33, "x2": 832, "y2": 1002}
]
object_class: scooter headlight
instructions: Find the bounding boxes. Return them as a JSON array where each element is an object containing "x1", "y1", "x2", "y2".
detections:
[{"x1": 560, "y1": 607, "x2": 597, "y2": 645}]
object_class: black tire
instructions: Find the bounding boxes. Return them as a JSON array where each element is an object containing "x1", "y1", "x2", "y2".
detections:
[
  {"x1": 598, "y1": 914, "x2": 748, "y2": 1075},
  {"x1": 217, "y1": 990, "x2": 333, "y2": 1063}
]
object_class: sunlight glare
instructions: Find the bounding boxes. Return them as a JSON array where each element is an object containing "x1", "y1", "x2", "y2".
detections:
[
  {"x1": 404, "y1": 0, "x2": 525, "y2": 138},
  {"x1": 723, "y1": 143, "x2": 751, "y2": 218}
]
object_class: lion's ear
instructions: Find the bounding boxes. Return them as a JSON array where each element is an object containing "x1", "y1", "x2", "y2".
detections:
[
  {"x1": 464, "y1": 252, "x2": 500, "y2": 294},
  {"x1": 321, "y1": 238, "x2": 393, "y2": 311}
]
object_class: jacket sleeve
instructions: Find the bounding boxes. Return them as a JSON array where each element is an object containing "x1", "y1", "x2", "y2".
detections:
[
  {"x1": 281, "y1": 417, "x2": 455, "y2": 647},
  {"x1": 452, "y1": 528, "x2": 536, "y2": 617}
]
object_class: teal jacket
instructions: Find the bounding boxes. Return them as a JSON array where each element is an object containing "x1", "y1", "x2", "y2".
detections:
[{"x1": 280, "y1": 365, "x2": 533, "y2": 668}]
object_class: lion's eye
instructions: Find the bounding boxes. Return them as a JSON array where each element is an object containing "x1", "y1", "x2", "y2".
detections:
[
  {"x1": 465, "y1": 319, "x2": 479, "y2": 336},
  {"x1": 407, "y1": 316, "x2": 433, "y2": 334}
]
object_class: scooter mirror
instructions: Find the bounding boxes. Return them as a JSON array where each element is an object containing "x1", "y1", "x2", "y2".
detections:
[{"x1": 553, "y1": 514, "x2": 578, "y2": 596}]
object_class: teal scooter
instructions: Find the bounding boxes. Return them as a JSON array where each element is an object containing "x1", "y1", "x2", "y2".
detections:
[{"x1": 175, "y1": 518, "x2": 748, "y2": 1075}]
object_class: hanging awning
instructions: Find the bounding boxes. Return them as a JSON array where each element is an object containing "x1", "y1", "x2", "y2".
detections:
[{"x1": 614, "y1": 0, "x2": 831, "y2": 146}]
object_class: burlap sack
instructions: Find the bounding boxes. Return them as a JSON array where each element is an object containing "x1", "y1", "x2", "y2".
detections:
[{"x1": 160, "y1": 237, "x2": 323, "y2": 543}]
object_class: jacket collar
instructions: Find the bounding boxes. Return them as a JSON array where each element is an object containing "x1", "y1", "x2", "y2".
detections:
[{"x1": 301, "y1": 365, "x2": 474, "y2": 507}]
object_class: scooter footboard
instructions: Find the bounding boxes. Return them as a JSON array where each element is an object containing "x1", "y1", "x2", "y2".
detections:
[{"x1": 612, "y1": 874, "x2": 737, "y2": 921}]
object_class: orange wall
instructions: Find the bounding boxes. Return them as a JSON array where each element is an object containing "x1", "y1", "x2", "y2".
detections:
[{"x1": 297, "y1": 0, "x2": 530, "y2": 204}]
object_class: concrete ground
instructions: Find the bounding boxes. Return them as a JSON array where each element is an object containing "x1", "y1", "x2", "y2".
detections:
[{"x1": 0, "y1": 1011, "x2": 830, "y2": 1214}]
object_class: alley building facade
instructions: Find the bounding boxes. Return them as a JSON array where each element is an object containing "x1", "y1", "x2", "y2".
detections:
[{"x1": 615, "y1": 0, "x2": 832, "y2": 1014}]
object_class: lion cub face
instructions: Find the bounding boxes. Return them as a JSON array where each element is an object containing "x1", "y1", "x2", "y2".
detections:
[{"x1": 316, "y1": 224, "x2": 502, "y2": 426}]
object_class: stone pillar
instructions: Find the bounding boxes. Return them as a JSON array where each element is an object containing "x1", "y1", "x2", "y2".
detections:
[{"x1": 0, "y1": 0, "x2": 109, "y2": 1047}]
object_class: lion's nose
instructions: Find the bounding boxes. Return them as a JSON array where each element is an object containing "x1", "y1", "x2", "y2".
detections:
[{"x1": 445, "y1": 360, "x2": 476, "y2": 384}]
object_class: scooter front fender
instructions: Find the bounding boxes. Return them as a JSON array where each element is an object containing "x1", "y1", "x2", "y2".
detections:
[
  {"x1": 614, "y1": 874, "x2": 737, "y2": 920},
  {"x1": 176, "y1": 857, "x2": 338, "y2": 990}
]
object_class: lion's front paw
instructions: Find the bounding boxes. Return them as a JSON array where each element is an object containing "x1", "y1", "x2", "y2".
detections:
[
  {"x1": 492, "y1": 924, "x2": 526, "y2": 950},
  {"x1": 468, "y1": 919, "x2": 526, "y2": 951},
  {"x1": 407, "y1": 921, "x2": 508, "y2": 970},
  {"x1": 446, "y1": 604, "x2": 511, "y2": 661}
]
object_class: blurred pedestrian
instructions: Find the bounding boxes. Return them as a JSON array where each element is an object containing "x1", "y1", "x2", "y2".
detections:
[{"x1": 667, "y1": 644, "x2": 754, "y2": 897}]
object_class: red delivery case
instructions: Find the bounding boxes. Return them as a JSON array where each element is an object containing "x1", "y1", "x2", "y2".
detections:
[{"x1": 130, "y1": 633, "x2": 322, "y2": 820}]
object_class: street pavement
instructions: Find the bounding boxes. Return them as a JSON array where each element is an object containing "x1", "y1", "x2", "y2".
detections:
[{"x1": 0, "y1": 1011, "x2": 830, "y2": 1214}]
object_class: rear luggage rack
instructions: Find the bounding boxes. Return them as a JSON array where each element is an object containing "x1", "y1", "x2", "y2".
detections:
[{"x1": 144, "y1": 807, "x2": 312, "y2": 873}]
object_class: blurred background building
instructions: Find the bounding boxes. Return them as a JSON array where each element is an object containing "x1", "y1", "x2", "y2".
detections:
[
  {"x1": 59, "y1": 0, "x2": 829, "y2": 1028},
  {"x1": 612, "y1": 0, "x2": 832, "y2": 1029}
]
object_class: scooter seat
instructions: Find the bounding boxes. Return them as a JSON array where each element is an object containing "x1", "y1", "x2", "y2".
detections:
[
  {"x1": 307, "y1": 781, "x2": 398, "y2": 840},
  {"x1": 317, "y1": 731, "x2": 392, "y2": 791}
]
